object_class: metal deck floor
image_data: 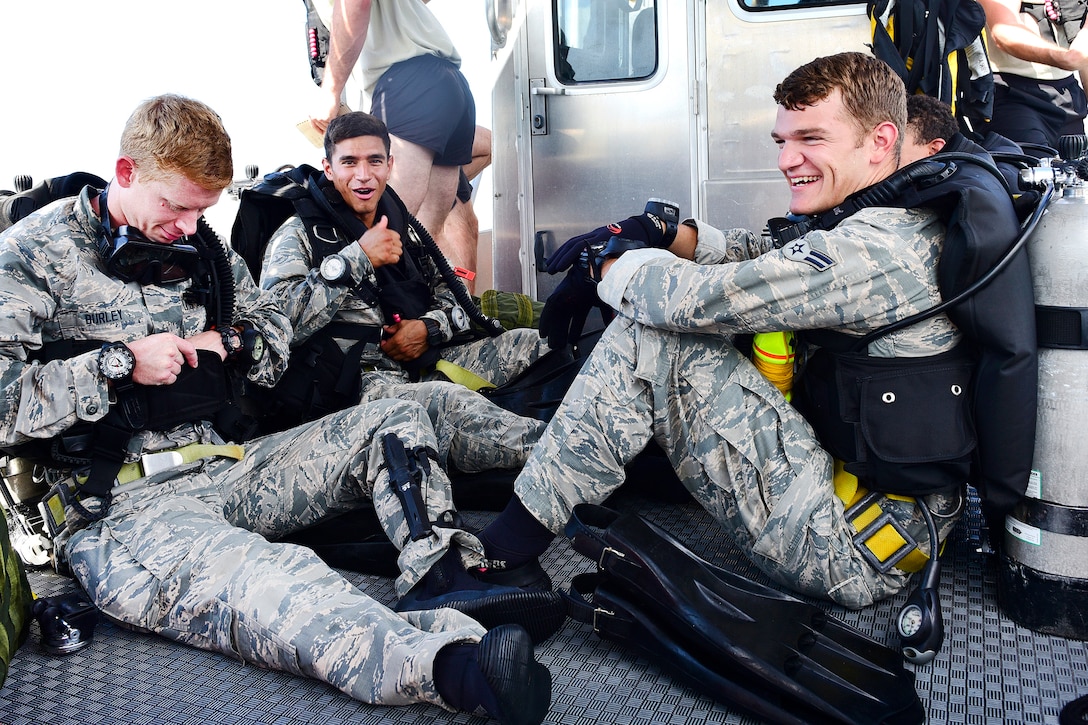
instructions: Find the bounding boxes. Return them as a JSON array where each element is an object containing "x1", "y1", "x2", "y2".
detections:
[{"x1": 1, "y1": 490, "x2": 1085, "y2": 725}]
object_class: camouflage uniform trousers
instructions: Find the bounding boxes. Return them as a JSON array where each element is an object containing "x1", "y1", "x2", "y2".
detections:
[
  {"x1": 65, "y1": 398, "x2": 487, "y2": 710},
  {"x1": 514, "y1": 317, "x2": 961, "y2": 609},
  {"x1": 360, "y1": 327, "x2": 549, "y2": 472}
]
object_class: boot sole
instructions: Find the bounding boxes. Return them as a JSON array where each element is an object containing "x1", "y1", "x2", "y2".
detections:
[
  {"x1": 478, "y1": 625, "x2": 553, "y2": 725},
  {"x1": 431, "y1": 589, "x2": 567, "y2": 645}
]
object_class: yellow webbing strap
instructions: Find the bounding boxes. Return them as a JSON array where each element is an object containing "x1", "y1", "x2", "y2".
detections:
[
  {"x1": 833, "y1": 460, "x2": 930, "y2": 574},
  {"x1": 433, "y1": 360, "x2": 495, "y2": 392},
  {"x1": 115, "y1": 443, "x2": 246, "y2": 484},
  {"x1": 46, "y1": 443, "x2": 245, "y2": 534}
]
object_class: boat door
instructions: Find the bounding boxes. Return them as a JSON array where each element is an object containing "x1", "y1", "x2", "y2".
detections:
[{"x1": 489, "y1": 0, "x2": 695, "y2": 298}]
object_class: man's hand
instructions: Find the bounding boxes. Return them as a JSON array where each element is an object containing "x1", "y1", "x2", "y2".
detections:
[
  {"x1": 308, "y1": 86, "x2": 342, "y2": 136},
  {"x1": 127, "y1": 333, "x2": 199, "y2": 386},
  {"x1": 359, "y1": 216, "x2": 402, "y2": 268},
  {"x1": 380, "y1": 319, "x2": 428, "y2": 362}
]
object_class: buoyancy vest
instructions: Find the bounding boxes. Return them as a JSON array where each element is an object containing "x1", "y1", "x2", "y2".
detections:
[
  {"x1": 6, "y1": 219, "x2": 245, "y2": 498},
  {"x1": 868, "y1": 0, "x2": 995, "y2": 128},
  {"x1": 783, "y1": 137, "x2": 1042, "y2": 528},
  {"x1": 232, "y1": 165, "x2": 503, "y2": 433},
  {"x1": 0, "y1": 172, "x2": 108, "y2": 232},
  {"x1": 316, "y1": 176, "x2": 441, "y2": 342}
]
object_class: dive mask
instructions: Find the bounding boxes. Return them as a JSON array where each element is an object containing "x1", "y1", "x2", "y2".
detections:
[
  {"x1": 101, "y1": 224, "x2": 201, "y2": 285},
  {"x1": 97, "y1": 184, "x2": 202, "y2": 285}
]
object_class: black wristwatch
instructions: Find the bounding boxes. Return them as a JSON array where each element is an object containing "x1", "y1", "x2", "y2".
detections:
[
  {"x1": 98, "y1": 342, "x2": 136, "y2": 383},
  {"x1": 221, "y1": 323, "x2": 267, "y2": 367},
  {"x1": 422, "y1": 318, "x2": 444, "y2": 347}
]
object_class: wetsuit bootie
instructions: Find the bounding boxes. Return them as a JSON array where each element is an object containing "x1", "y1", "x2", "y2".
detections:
[
  {"x1": 435, "y1": 625, "x2": 552, "y2": 725},
  {"x1": 396, "y1": 550, "x2": 566, "y2": 644},
  {"x1": 475, "y1": 496, "x2": 557, "y2": 577}
]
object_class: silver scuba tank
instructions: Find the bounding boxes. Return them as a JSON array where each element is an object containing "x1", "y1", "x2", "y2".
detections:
[{"x1": 997, "y1": 147, "x2": 1088, "y2": 640}]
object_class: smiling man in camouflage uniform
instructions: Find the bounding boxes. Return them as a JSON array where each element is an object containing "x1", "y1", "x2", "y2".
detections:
[
  {"x1": 0, "y1": 94, "x2": 556, "y2": 724},
  {"x1": 472, "y1": 52, "x2": 969, "y2": 611},
  {"x1": 258, "y1": 111, "x2": 547, "y2": 476}
]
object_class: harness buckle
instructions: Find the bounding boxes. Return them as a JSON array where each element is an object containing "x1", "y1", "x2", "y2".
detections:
[
  {"x1": 139, "y1": 451, "x2": 184, "y2": 477},
  {"x1": 598, "y1": 545, "x2": 626, "y2": 569},
  {"x1": 592, "y1": 606, "x2": 615, "y2": 633},
  {"x1": 845, "y1": 490, "x2": 920, "y2": 574}
]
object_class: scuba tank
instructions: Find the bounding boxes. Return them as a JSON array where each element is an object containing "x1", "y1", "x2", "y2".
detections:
[{"x1": 997, "y1": 138, "x2": 1088, "y2": 640}]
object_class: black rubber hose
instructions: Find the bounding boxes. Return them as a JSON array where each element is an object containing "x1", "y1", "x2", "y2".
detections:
[
  {"x1": 403, "y1": 206, "x2": 505, "y2": 337},
  {"x1": 195, "y1": 216, "x2": 236, "y2": 330}
]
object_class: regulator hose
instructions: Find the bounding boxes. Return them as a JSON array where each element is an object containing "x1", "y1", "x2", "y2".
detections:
[
  {"x1": 190, "y1": 216, "x2": 236, "y2": 331},
  {"x1": 403, "y1": 205, "x2": 505, "y2": 338}
]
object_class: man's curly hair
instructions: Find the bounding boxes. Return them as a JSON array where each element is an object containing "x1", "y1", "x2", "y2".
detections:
[{"x1": 774, "y1": 52, "x2": 906, "y2": 149}]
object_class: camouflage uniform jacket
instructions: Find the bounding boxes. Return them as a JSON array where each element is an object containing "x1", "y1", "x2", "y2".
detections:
[
  {"x1": 260, "y1": 210, "x2": 469, "y2": 372},
  {"x1": 0, "y1": 187, "x2": 292, "y2": 455},
  {"x1": 598, "y1": 207, "x2": 960, "y2": 357}
]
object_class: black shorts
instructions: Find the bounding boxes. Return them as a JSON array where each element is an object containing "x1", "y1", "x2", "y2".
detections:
[
  {"x1": 988, "y1": 72, "x2": 1088, "y2": 154},
  {"x1": 370, "y1": 54, "x2": 476, "y2": 167}
]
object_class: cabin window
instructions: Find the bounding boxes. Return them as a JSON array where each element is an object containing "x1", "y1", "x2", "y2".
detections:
[{"x1": 553, "y1": 0, "x2": 659, "y2": 83}]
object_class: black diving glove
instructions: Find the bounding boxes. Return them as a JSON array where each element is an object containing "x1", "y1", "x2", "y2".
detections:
[
  {"x1": 538, "y1": 264, "x2": 614, "y2": 350},
  {"x1": 544, "y1": 199, "x2": 680, "y2": 276}
]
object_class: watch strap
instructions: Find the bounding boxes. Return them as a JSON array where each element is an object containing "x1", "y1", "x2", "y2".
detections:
[
  {"x1": 219, "y1": 326, "x2": 241, "y2": 359},
  {"x1": 422, "y1": 317, "x2": 444, "y2": 346}
]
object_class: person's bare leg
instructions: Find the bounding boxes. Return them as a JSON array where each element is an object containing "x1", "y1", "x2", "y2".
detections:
[
  {"x1": 389, "y1": 136, "x2": 457, "y2": 230},
  {"x1": 440, "y1": 198, "x2": 481, "y2": 292},
  {"x1": 390, "y1": 135, "x2": 470, "y2": 274},
  {"x1": 464, "y1": 126, "x2": 493, "y2": 183}
]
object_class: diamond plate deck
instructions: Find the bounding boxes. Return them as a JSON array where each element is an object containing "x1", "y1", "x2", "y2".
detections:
[{"x1": 1, "y1": 490, "x2": 1085, "y2": 725}]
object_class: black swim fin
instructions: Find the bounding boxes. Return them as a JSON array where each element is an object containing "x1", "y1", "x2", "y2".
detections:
[
  {"x1": 563, "y1": 504, "x2": 925, "y2": 725},
  {"x1": 566, "y1": 571, "x2": 828, "y2": 725}
]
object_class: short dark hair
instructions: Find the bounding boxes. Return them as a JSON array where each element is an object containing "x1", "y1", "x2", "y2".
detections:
[
  {"x1": 324, "y1": 111, "x2": 391, "y2": 160},
  {"x1": 774, "y1": 52, "x2": 906, "y2": 150},
  {"x1": 906, "y1": 94, "x2": 959, "y2": 145}
]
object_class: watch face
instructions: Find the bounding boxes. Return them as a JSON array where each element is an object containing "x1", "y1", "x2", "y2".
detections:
[
  {"x1": 320, "y1": 254, "x2": 347, "y2": 283},
  {"x1": 100, "y1": 346, "x2": 134, "y2": 379},
  {"x1": 451, "y1": 305, "x2": 469, "y2": 332}
]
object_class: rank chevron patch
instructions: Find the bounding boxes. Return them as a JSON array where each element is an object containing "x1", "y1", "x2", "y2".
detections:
[{"x1": 780, "y1": 239, "x2": 835, "y2": 271}]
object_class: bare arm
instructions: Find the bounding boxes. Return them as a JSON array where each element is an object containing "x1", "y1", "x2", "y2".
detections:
[
  {"x1": 979, "y1": 0, "x2": 1088, "y2": 71},
  {"x1": 310, "y1": 0, "x2": 374, "y2": 132}
]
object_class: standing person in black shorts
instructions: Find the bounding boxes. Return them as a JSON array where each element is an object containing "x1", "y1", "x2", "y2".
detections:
[
  {"x1": 308, "y1": 0, "x2": 480, "y2": 279},
  {"x1": 978, "y1": 0, "x2": 1088, "y2": 155}
]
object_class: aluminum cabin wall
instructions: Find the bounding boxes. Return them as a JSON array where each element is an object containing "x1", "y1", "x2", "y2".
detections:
[{"x1": 488, "y1": 0, "x2": 870, "y2": 297}]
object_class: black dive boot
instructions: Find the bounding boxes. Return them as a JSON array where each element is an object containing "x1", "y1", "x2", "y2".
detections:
[
  {"x1": 395, "y1": 550, "x2": 567, "y2": 644},
  {"x1": 435, "y1": 625, "x2": 553, "y2": 725}
]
